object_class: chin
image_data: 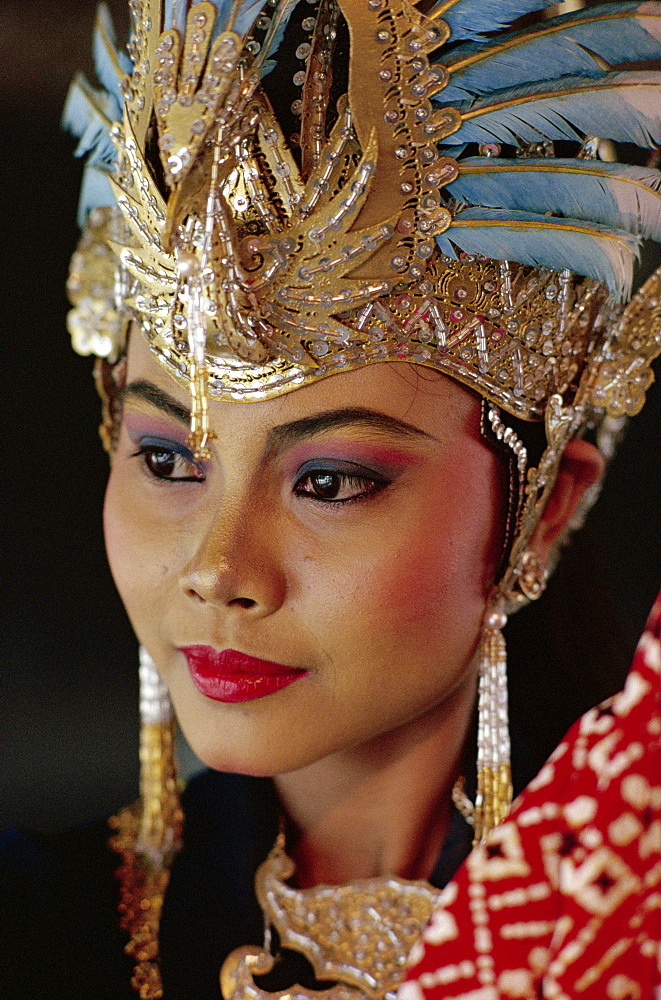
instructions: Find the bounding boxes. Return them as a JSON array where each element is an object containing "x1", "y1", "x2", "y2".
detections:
[{"x1": 175, "y1": 710, "x2": 314, "y2": 778}]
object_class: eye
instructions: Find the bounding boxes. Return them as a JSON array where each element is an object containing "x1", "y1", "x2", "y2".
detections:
[
  {"x1": 294, "y1": 466, "x2": 388, "y2": 503},
  {"x1": 133, "y1": 438, "x2": 206, "y2": 482}
]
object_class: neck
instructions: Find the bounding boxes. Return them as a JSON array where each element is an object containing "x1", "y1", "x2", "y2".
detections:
[{"x1": 274, "y1": 668, "x2": 476, "y2": 887}]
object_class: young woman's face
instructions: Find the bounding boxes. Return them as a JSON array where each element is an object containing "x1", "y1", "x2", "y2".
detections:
[{"x1": 104, "y1": 332, "x2": 506, "y2": 775}]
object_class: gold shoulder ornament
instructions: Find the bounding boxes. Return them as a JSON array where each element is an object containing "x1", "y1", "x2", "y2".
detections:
[{"x1": 110, "y1": 809, "x2": 443, "y2": 1000}]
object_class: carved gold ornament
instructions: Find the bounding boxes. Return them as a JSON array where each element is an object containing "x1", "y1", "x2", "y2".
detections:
[
  {"x1": 66, "y1": 0, "x2": 661, "y2": 458},
  {"x1": 111, "y1": 814, "x2": 442, "y2": 1000}
]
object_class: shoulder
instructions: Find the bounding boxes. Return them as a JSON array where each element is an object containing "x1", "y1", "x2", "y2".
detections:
[
  {"x1": 404, "y1": 593, "x2": 661, "y2": 999},
  {"x1": 0, "y1": 820, "x2": 134, "y2": 999},
  {"x1": 0, "y1": 770, "x2": 278, "y2": 999}
]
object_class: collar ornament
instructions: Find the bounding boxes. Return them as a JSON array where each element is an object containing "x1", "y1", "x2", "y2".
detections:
[{"x1": 111, "y1": 813, "x2": 442, "y2": 1000}]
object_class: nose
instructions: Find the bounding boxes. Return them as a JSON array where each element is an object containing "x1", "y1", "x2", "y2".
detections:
[{"x1": 178, "y1": 496, "x2": 287, "y2": 616}]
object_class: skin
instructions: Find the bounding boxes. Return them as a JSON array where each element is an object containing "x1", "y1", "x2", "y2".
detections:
[{"x1": 104, "y1": 331, "x2": 602, "y2": 884}]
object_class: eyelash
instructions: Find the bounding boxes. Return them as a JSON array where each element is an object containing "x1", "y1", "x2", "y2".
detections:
[
  {"x1": 131, "y1": 441, "x2": 389, "y2": 501},
  {"x1": 132, "y1": 441, "x2": 206, "y2": 483},
  {"x1": 293, "y1": 467, "x2": 389, "y2": 504}
]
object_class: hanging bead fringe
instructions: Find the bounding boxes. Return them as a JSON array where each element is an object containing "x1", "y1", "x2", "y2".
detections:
[
  {"x1": 474, "y1": 613, "x2": 513, "y2": 845},
  {"x1": 137, "y1": 646, "x2": 183, "y2": 865},
  {"x1": 108, "y1": 648, "x2": 183, "y2": 999}
]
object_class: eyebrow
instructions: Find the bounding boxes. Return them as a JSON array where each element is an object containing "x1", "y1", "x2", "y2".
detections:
[
  {"x1": 264, "y1": 407, "x2": 436, "y2": 454},
  {"x1": 119, "y1": 380, "x2": 190, "y2": 426},
  {"x1": 120, "y1": 380, "x2": 436, "y2": 450}
]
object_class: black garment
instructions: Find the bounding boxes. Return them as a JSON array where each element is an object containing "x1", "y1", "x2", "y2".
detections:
[
  {"x1": 0, "y1": 818, "x2": 134, "y2": 998},
  {"x1": 2, "y1": 757, "x2": 535, "y2": 1000},
  {"x1": 159, "y1": 771, "x2": 474, "y2": 1000}
]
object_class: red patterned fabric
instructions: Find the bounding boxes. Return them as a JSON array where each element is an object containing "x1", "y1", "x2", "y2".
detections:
[{"x1": 401, "y1": 593, "x2": 661, "y2": 999}]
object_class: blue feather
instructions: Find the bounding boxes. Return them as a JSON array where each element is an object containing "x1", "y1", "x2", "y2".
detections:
[
  {"x1": 74, "y1": 119, "x2": 117, "y2": 168},
  {"x1": 76, "y1": 165, "x2": 118, "y2": 227},
  {"x1": 436, "y1": 207, "x2": 641, "y2": 300},
  {"x1": 163, "y1": 0, "x2": 187, "y2": 34},
  {"x1": 426, "y1": 0, "x2": 556, "y2": 43},
  {"x1": 232, "y1": 0, "x2": 270, "y2": 36},
  {"x1": 260, "y1": 0, "x2": 302, "y2": 76},
  {"x1": 93, "y1": 4, "x2": 133, "y2": 101},
  {"x1": 62, "y1": 75, "x2": 121, "y2": 226},
  {"x1": 446, "y1": 158, "x2": 661, "y2": 241},
  {"x1": 443, "y1": 71, "x2": 661, "y2": 148},
  {"x1": 206, "y1": 0, "x2": 270, "y2": 39},
  {"x1": 62, "y1": 74, "x2": 120, "y2": 149},
  {"x1": 162, "y1": 0, "x2": 279, "y2": 54},
  {"x1": 440, "y1": 1, "x2": 661, "y2": 103}
]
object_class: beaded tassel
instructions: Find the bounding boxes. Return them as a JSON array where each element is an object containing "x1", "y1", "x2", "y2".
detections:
[
  {"x1": 137, "y1": 646, "x2": 183, "y2": 865},
  {"x1": 474, "y1": 608, "x2": 513, "y2": 845},
  {"x1": 108, "y1": 649, "x2": 182, "y2": 999}
]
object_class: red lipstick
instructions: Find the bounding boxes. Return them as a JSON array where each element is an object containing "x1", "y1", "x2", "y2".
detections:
[{"x1": 180, "y1": 646, "x2": 307, "y2": 703}]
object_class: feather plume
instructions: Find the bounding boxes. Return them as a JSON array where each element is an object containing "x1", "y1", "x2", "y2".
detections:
[
  {"x1": 440, "y1": 1, "x2": 661, "y2": 103},
  {"x1": 426, "y1": 0, "x2": 556, "y2": 42},
  {"x1": 233, "y1": 0, "x2": 271, "y2": 36},
  {"x1": 76, "y1": 165, "x2": 117, "y2": 227},
  {"x1": 436, "y1": 208, "x2": 641, "y2": 300},
  {"x1": 163, "y1": 0, "x2": 270, "y2": 38},
  {"x1": 163, "y1": 0, "x2": 187, "y2": 35},
  {"x1": 210, "y1": 0, "x2": 270, "y2": 39},
  {"x1": 92, "y1": 4, "x2": 133, "y2": 101},
  {"x1": 447, "y1": 158, "x2": 661, "y2": 241},
  {"x1": 442, "y1": 71, "x2": 661, "y2": 148},
  {"x1": 62, "y1": 74, "x2": 121, "y2": 223},
  {"x1": 260, "y1": 0, "x2": 302, "y2": 76},
  {"x1": 62, "y1": 74, "x2": 119, "y2": 159}
]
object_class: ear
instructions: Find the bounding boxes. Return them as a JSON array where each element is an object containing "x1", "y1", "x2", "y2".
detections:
[
  {"x1": 94, "y1": 354, "x2": 127, "y2": 459},
  {"x1": 529, "y1": 438, "x2": 605, "y2": 565}
]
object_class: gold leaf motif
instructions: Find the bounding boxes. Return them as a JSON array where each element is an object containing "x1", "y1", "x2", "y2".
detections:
[
  {"x1": 584, "y1": 267, "x2": 661, "y2": 418},
  {"x1": 220, "y1": 946, "x2": 365, "y2": 1000},
  {"x1": 253, "y1": 838, "x2": 442, "y2": 999},
  {"x1": 153, "y1": 4, "x2": 248, "y2": 188}
]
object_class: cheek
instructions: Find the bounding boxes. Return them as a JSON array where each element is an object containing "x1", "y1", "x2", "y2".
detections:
[
  {"x1": 297, "y1": 443, "x2": 504, "y2": 680},
  {"x1": 103, "y1": 467, "x2": 179, "y2": 634},
  {"x1": 379, "y1": 459, "x2": 499, "y2": 614},
  {"x1": 349, "y1": 525, "x2": 482, "y2": 664},
  {"x1": 104, "y1": 471, "x2": 143, "y2": 626}
]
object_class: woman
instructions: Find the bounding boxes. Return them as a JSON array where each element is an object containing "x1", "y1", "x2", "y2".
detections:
[{"x1": 2, "y1": 0, "x2": 660, "y2": 997}]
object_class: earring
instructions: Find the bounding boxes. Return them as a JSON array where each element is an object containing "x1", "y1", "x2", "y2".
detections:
[
  {"x1": 137, "y1": 646, "x2": 182, "y2": 864},
  {"x1": 474, "y1": 606, "x2": 512, "y2": 845},
  {"x1": 517, "y1": 549, "x2": 548, "y2": 602}
]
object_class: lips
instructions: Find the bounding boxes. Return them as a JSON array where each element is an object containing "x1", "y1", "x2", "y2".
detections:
[{"x1": 180, "y1": 646, "x2": 308, "y2": 703}]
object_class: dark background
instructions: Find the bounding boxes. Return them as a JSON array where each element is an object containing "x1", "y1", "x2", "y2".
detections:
[{"x1": 1, "y1": 1, "x2": 660, "y2": 833}]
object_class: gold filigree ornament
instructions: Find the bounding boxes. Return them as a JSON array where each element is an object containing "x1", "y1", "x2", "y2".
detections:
[
  {"x1": 221, "y1": 833, "x2": 443, "y2": 1000},
  {"x1": 65, "y1": 0, "x2": 661, "y2": 471},
  {"x1": 68, "y1": 0, "x2": 656, "y2": 457},
  {"x1": 110, "y1": 811, "x2": 442, "y2": 1000},
  {"x1": 498, "y1": 267, "x2": 661, "y2": 618}
]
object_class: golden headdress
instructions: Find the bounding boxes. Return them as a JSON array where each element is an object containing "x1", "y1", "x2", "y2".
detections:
[{"x1": 66, "y1": 0, "x2": 661, "y2": 440}]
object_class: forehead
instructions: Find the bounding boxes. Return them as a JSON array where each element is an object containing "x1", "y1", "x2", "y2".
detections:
[{"x1": 125, "y1": 328, "x2": 482, "y2": 441}]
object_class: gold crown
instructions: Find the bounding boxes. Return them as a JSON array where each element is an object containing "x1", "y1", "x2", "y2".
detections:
[
  {"x1": 66, "y1": 0, "x2": 661, "y2": 461},
  {"x1": 69, "y1": 204, "x2": 611, "y2": 416}
]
